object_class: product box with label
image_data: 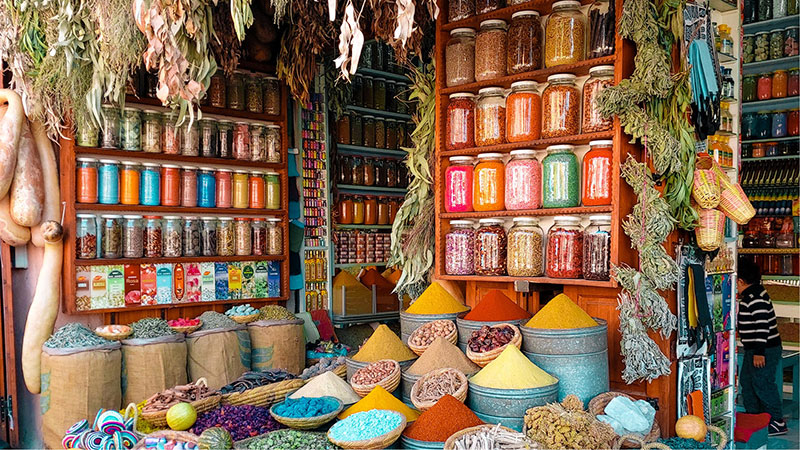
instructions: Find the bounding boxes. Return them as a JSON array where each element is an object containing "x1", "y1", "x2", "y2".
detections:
[
  {"x1": 140, "y1": 263, "x2": 157, "y2": 305},
  {"x1": 172, "y1": 262, "x2": 185, "y2": 303},
  {"x1": 185, "y1": 263, "x2": 202, "y2": 302},
  {"x1": 254, "y1": 261, "x2": 269, "y2": 298},
  {"x1": 241, "y1": 262, "x2": 255, "y2": 299},
  {"x1": 155, "y1": 263, "x2": 173, "y2": 304},
  {"x1": 228, "y1": 262, "x2": 242, "y2": 300},
  {"x1": 215, "y1": 263, "x2": 229, "y2": 300},
  {"x1": 90, "y1": 266, "x2": 109, "y2": 310},
  {"x1": 75, "y1": 267, "x2": 91, "y2": 311},
  {"x1": 267, "y1": 261, "x2": 280, "y2": 298},
  {"x1": 201, "y1": 262, "x2": 215, "y2": 301},
  {"x1": 124, "y1": 264, "x2": 141, "y2": 305},
  {"x1": 106, "y1": 265, "x2": 125, "y2": 308}
]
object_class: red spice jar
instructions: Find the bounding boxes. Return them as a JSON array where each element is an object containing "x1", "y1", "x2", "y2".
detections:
[
  {"x1": 541, "y1": 74, "x2": 580, "y2": 139},
  {"x1": 161, "y1": 164, "x2": 182, "y2": 206},
  {"x1": 76, "y1": 157, "x2": 98, "y2": 203},
  {"x1": 788, "y1": 109, "x2": 799, "y2": 136},
  {"x1": 216, "y1": 169, "x2": 233, "y2": 208},
  {"x1": 446, "y1": 93, "x2": 476, "y2": 150},
  {"x1": 445, "y1": 156, "x2": 475, "y2": 213},
  {"x1": 249, "y1": 171, "x2": 265, "y2": 209},
  {"x1": 757, "y1": 73, "x2": 772, "y2": 100},
  {"x1": 582, "y1": 140, "x2": 613, "y2": 206},
  {"x1": 180, "y1": 166, "x2": 197, "y2": 207},
  {"x1": 546, "y1": 216, "x2": 584, "y2": 279},
  {"x1": 505, "y1": 80, "x2": 541, "y2": 142}
]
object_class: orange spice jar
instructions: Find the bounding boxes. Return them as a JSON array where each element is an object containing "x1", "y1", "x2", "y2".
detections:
[
  {"x1": 364, "y1": 196, "x2": 378, "y2": 225},
  {"x1": 506, "y1": 80, "x2": 541, "y2": 142},
  {"x1": 339, "y1": 196, "x2": 354, "y2": 224},
  {"x1": 120, "y1": 161, "x2": 140, "y2": 205},
  {"x1": 473, "y1": 153, "x2": 505, "y2": 211},
  {"x1": 249, "y1": 170, "x2": 265, "y2": 209},
  {"x1": 161, "y1": 164, "x2": 182, "y2": 206},
  {"x1": 76, "y1": 157, "x2": 98, "y2": 203}
]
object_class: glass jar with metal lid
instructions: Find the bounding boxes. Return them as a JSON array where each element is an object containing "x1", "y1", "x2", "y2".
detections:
[
  {"x1": 250, "y1": 123, "x2": 267, "y2": 162},
  {"x1": 233, "y1": 121, "x2": 251, "y2": 160},
  {"x1": 181, "y1": 120, "x2": 200, "y2": 156},
  {"x1": 246, "y1": 74, "x2": 263, "y2": 113},
  {"x1": 475, "y1": 218, "x2": 507, "y2": 275},
  {"x1": 583, "y1": 215, "x2": 611, "y2": 280},
  {"x1": 449, "y1": 0, "x2": 475, "y2": 21},
  {"x1": 386, "y1": 119, "x2": 398, "y2": 149},
  {"x1": 198, "y1": 118, "x2": 218, "y2": 158},
  {"x1": 582, "y1": 140, "x2": 613, "y2": 206},
  {"x1": 446, "y1": 28, "x2": 476, "y2": 87},
  {"x1": 162, "y1": 112, "x2": 181, "y2": 155},
  {"x1": 252, "y1": 218, "x2": 267, "y2": 255},
  {"x1": 227, "y1": 71, "x2": 246, "y2": 110},
  {"x1": 235, "y1": 217, "x2": 252, "y2": 256},
  {"x1": 507, "y1": 217, "x2": 544, "y2": 277},
  {"x1": 217, "y1": 217, "x2": 235, "y2": 256},
  {"x1": 101, "y1": 215, "x2": 123, "y2": 259},
  {"x1": 542, "y1": 73, "x2": 580, "y2": 138},
  {"x1": 508, "y1": 11, "x2": 542, "y2": 74},
  {"x1": 506, "y1": 81, "x2": 541, "y2": 142},
  {"x1": 374, "y1": 78, "x2": 387, "y2": 110},
  {"x1": 183, "y1": 216, "x2": 201, "y2": 257},
  {"x1": 445, "y1": 220, "x2": 476, "y2": 275},
  {"x1": 476, "y1": 87, "x2": 506, "y2": 146},
  {"x1": 123, "y1": 215, "x2": 144, "y2": 258},
  {"x1": 267, "y1": 218, "x2": 283, "y2": 255},
  {"x1": 263, "y1": 76, "x2": 281, "y2": 115},
  {"x1": 447, "y1": 93, "x2": 476, "y2": 150},
  {"x1": 140, "y1": 163, "x2": 161, "y2": 206},
  {"x1": 546, "y1": 215, "x2": 583, "y2": 278},
  {"x1": 265, "y1": 170, "x2": 281, "y2": 210},
  {"x1": 76, "y1": 117, "x2": 99, "y2": 147},
  {"x1": 120, "y1": 107, "x2": 142, "y2": 151},
  {"x1": 445, "y1": 156, "x2": 474, "y2": 212},
  {"x1": 141, "y1": 110, "x2": 162, "y2": 153},
  {"x1": 143, "y1": 216, "x2": 163, "y2": 258},
  {"x1": 505, "y1": 150, "x2": 541, "y2": 210},
  {"x1": 363, "y1": 115, "x2": 376, "y2": 147},
  {"x1": 201, "y1": 217, "x2": 217, "y2": 256},
  {"x1": 473, "y1": 153, "x2": 505, "y2": 211},
  {"x1": 265, "y1": 124, "x2": 281, "y2": 163},
  {"x1": 477, "y1": 0, "x2": 505, "y2": 17},
  {"x1": 363, "y1": 75, "x2": 375, "y2": 108},
  {"x1": 208, "y1": 71, "x2": 226, "y2": 108},
  {"x1": 217, "y1": 120, "x2": 234, "y2": 159},
  {"x1": 476, "y1": 19, "x2": 508, "y2": 81},
  {"x1": 542, "y1": 144, "x2": 579, "y2": 208},
  {"x1": 350, "y1": 114, "x2": 363, "y2": 146},
  {"x1": 583, "y1": 66, "x2": 614, "y2": 132},
  {"x1": 545, "y1": 0, "x2": 587, "y2": 67},
  {"x1": 162, "y1": 216, "x2": 183, "y2": 257},
  {"x1": 100, "y1": 105, "x2": 121, "y2": 148}
]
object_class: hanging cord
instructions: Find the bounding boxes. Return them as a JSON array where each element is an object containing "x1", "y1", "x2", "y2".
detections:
[{"x1": 634, "y1": 127, "x2": 650, "y2": 319}]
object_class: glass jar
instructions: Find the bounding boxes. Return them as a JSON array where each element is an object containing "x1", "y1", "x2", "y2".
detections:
[
  {"x1": 389, "y1": 198, "x2": 400, "y2": 222},
  {"x1": 545, "y1": 0, "x2": 586, "y2": 67},
  {"x1": 386, "y1": 81, "x2": 397, "y2": 112},
  {"x1": 446, "y1": 28, "x2": 477, "y2": 87},
  {"x1": 507, "y1": 217, "x2": 544, "y2": 276},
  {"x1": 477, "y1": 0, "x2": 504, "y2": 14},
  {"x1": 476, "y1": 20, "x2": 508, "y2": 81},
  {"x1": 337, "y1": 113, "x2": 351, "y2": 145},
  {"x1": 252, "y1": 219, "x2": 267, "y2": 256},
  {"x1": 209, "y1": 72, "x2": 226, "y2": 108},
  {"x1": 217, "y1": 217, "x2": 235, "y2": 256},
  {"x1": 386, "y1": 119, "x2": 398, "y2": 150},
  {"x1": 161, "y1": 113, "x2": 180, "y2": 155},
  {"x1": 583, "y1": 215, "x2": 611, "y2": 280},
  {"x1": 505, "y1": 150, "x2": 541, "y2": 210},
  {"x1": 364, "y1": 197, "x2": 378, "y2": 225},
  {"x1": 198, "y1": 167, "x2": 216, "y2": 208},
  {"x1": 249, "y1": 124, "x2": 266, "y2": 162},
  {"x1": 790, "y1": 0, "x2": 798, "y2": 15},
  {"x1": 476, "y1": 87, "x2": 506, "y2": 146},
  {"x1": 789, "y1": 109, "x2": 799, "y2": 135},
  {"x1": 373, "y1": 42, "x2": 386, "y2": 71},
  {"x1": 774, "y1": 0, "x2": 787, "y2": 17},
  {"x1": 363, "y1": 115, "x2": 376, "y2": 148},
  {"x1": 542, "y1": 73, "x2": 580, "y2": 138},
  {"x1": 507, "y1": 11, "x2": 542, "y2": 74},
  {"x1": 742, "y1": 75, "x2": 758, "y2": 102},
  {"x1": 786, "y1": 27, "x2": 799, "y2": 57},
  {"x1": 216, "y1": 168, "x2": 232, "y2": 208},
  {"x1": 773, "y1": 70, "x2": 788, "y2": 98},
  {"x1": 246, "y1": 75, "x2": 263, "y2": 113},
  {"x1": 789, "y1": 69, "x2": 800, "y2": 96},
  {"x1": 449, "y1": 0, "x2": 475, "y2": 22},
  {"x1": 506, "y1": 81, "x2": 541, "y2": 142},
  {"x1": 120, "y1": 161, "x2": 140, "y2": 205},
  {"x1": 198, "y1": 118, "x2": 217, "y2": 158},
  {"x1": 264, "y1": 76, "x2": 281, "y2": 115},
  {"x1": 182, "y1": 217, "x2": 201, "y2": 257},
  {"x1": 375, "y1": 118, "x2": 386, "y2": 149},
  {"x1": 123, "y1": 215, "x2": 144, "y2": 258},
  {"x1": 772, "y1": 111, "x2": 788, "y2": 137},
  {"x1": 582, "y1": 140, "x2": 613, "y2": 206},
  {"x1": 141, "y1": 110, "x2": 162, "y2": 153},
  {"x1": 217, "y1": 120, "x2": 234, "y2": 159},
  {"x1": 181, "y1": 167, "x2": 197, "y2": 207},
  {"x1": 201, "y1": 217, "x2": 217, "y2": 256},
  {"x1": 101, "y1": 215, "x2": 123, "y2": 259},
  {"x1": 352, "y1": 156, "x2": 364, "y2": 185},
  {"x1": 385, "y1": 159, "x2": 398, "y2": 188},
  {"x1": 362, "y1": 158, "x2": 376, "y2": 187},
  {"x1": 755, "y1": 32, "x2": 770, "y2": 62},
  {"x1": 249, "y1": 171, "x2": 266, "y2": 209},
  {"x1": 100, "y1": 105, "x2": 121, "y2": 148},
  {"x1": 77, "y1": 158, "x2": 98, "y2": 203},
  {"x1": 588, "y1": 0, "x2": 614, "y2": 58},
  {"x1": 751, "y1": 142, "x2": 766, "y2": 158},
  {"x1": 120, "y1": 107, "x2": 142, "y2": 151},
  {"x1": 265, "y1": 124, "x2": 282, "y2": 163},
  {"x1": 353, "y1": 196, "x2": 365, "y2": 224},
  {"x1": 546, "y1": 216, "x2": 583, "y2": 278},
  {"x1": 339, "y1": 196, "x2": 354, "y2": 224},
  {"x1": 233, "y1": 121, "x2": 250, "y2": 161},
  {"x1": 181, "y1": 120, "x2": 199, "y2": 157},
  {"x1": 143, "y1": 216, "x2": 163, "y2": 258},
  {"x1": 232, "y1": 170, "x2": 249, "y2": 209},
  {"x1": 759, "y1": 0, "x2": 772, "y2": 20},
  {"x1": 397, "y1": 122, "x2": 408, "y2": 148},
  {"x1": 445, "y1": 220, "x2": 476, "y2": 275},
  {"x1": 377, "y1": 197, "x2": 390, "y2": 225},
  {"x1": 446, "y1": 93, "x2": 476, "y2": 151},
  {"x1": 473, "y1": 153, "x2": 505, "y2": 211},
  {"x1": 475, "y1": 218, "x2": 507, "y2": 275},
  {"x1": 267, "y1": 218, "x2": 283, "y2": 255},
  {"x1": 745, "y1": 0, "x2": 757, "y2": 23},
  {"x1": 363, "y1": 76, "x2": 375, "y2": 109},
  {"x1": 350, "y1": 113, "x2": 363, "y2": 146},
  {"x1": 227, "y1": 72, "x2": 246, "y2": 110},
  {"x1": 743, "y1": 34, "x2": 755, "y2": 63},
  {"x1": 97, "y1": 159, "x2": 120, "y2": 205},
  {"x1": 771, "y1": 29, "x2": 785, "y2": 60},
  {"x1": 756, "y1": 111, "x2": 772, "y2": 138},
  {"x1": 162, "y1": 216, "x2": 183, "y2": 257},
  {"x1": 338, "y1": 156, "x2": 352, "y2": 185},
  {"x1": 265, "y1": 170, "x2": 281, "y2": 210},
  {"x1": 160, "y1": 164, "x2": 181, "y2": 207},
  {"x1": 583, "y1": 65, "x2": 614, "y2": 132},
  {"x1": 235, "y1": 218, "x2": 251, "y2": 256},
  {"x1": 374, "y1": 78, "x2": 387, "y2": 111},
  {"x1": 542, "y1": 144, "x2": 580, "y2": 208},
  {"x1": 352, "y1": 74, "x2": 363, "y2": 107},
  {"x1": 140, "y1": 163, "x2": 160, "y2": 206}
]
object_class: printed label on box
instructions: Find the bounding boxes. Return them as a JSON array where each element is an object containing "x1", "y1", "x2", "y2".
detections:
[
  {"x1": 140, "y1": 264, "x2": 157, "y2": 305},
  {"x1": 124, "y1": 264, "x2": 141, "y2": 305},
  {"x1": 228, "y1": 263, "x2": 242, "y2": 300},
  {"x1": 201, "y1": 262, "x2": 216, "y2": 301},
  {"x1": 215, "y1": 263, "x2": 229, "y2": 300},
  {"x1": 254, "y1": 261, "x2": 268, "y2": 298},
  {"x1": 107, "y1": 265, "x2": 125, "y2": 308},
  {"x1": 173, "y1": 263, "x2": 185, "y2": 302},
  {"x1": 76, "y1": 267, "x2": 91, "y2": 311},
  {"x1": 241, "y1": 262, "x2": 255, "y2": 299},
  {"x1": 156, "y1": 264, "x2": 173, "y2": 304},
  {"x1": 185, "y1": 263, "x2": 202, "y2": 303},
  {"x1": 90, "y1": 266, "x2": 109, "y2": 310},
  {"x1": 267, "y1": 261, "x2": 280, "y2": 298}
]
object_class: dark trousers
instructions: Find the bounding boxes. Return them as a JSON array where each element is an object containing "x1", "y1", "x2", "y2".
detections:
[{"x1": 740, "y1": 345, "x2": 784, "y2": 422}]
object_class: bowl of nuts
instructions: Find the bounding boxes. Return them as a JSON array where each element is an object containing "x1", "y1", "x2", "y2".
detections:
[
  {"x1": 466, "y1": 324, "x2": 522, "y2": 367},
  {"x1": 407, "y1": 319, "x2": 458, "y2": 356},
  {"x1": 349, "y1": 359, "x2": 402, "y2": 398}
]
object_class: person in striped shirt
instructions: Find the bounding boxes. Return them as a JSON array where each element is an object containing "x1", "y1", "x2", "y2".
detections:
[{"x1": 737, "y1": 258, "x2": 786, "y2": 436}]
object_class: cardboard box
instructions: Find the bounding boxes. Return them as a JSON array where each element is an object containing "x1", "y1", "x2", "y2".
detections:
[
  {"x1": 228, "y1": 262, "x2": 242, "y2": 300},
  {"x1": 90, "y1": 266, "x2": 109, "y2": 310},
  {"x1": 140, "y1": 264, "x2": 157, "y2": 305},
  {"x1": 241, "y1": 262, "x2": 255, "y2": 299},
  {"x1": 75, "y1": 267, "x2": 91, "y2": 311},
  {"x1": 201, "y1": 262, "x2": 215, "y2": 301},
  {"x1": 106, "y1": 265, "x2": 125, "y2": 308},
  {"x1": 155, "y1": 263, "x2": 173, "y2": 304},
  {"x1": 124, "y1": 264, "x2": 141, "y2": 306},
  {"x1": 185, "y1": 263, "x2": 202, "y2": 303},
  {"x1": 214, "y1": 263, "x2": 229, "y2": 300},
  {"x1": 267, "y1": 261, "x2": 280, "y2": 298},
  {"x1": 254, "y1": 261, "x2": 269, "y2": 298},
  {"x1": 172, "y1": 263, "x2": 185, "y2": 303}
]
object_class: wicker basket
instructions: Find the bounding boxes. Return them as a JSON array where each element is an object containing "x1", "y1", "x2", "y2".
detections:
[
  {"x1": 132, "y1": 430, "x2": 199, "y2": 450},
  {"x1": 231, "y1": 313, "x2": 260, "y2": 324},
  {"x1": 350, "y1": 360, "x2": 401, "y2": 397},
  {"x1": 407, "y1": 320, "x2": 458, "y2": 356},
  {"x1": 410, "y1": 368, "x2": 468, "y2": 411},
  {"x1": 269, "y1": 397, "x2": 343, "y2": 430},
  {"x1": 465, "y1": 323, "x2": 522, "y2": 367},
  {"x1": 170, "y1": 321, "x2": 202, "y2": 334},
  {"x1": 588, "y1": 392, "x2": 661, "y2": 448},
  {"x1": 141, "y1": 379, "x2": 221, "y2": 428},
  {"x1": 222, "y1": 378, "x2": 306, "y2": 407},
  {"x1": 234, "y1": 431, "x2": 329, "y2": 449},
  {"x1": 613, "y1": 425, "x2": 728, "y2": 450},
  {"x1": 444, "y1": 424, "x2": 524, "y2": 450},
  {"x1": 696, "y1": 208, "x2": 726, "y2": 251},
  {"x1": 703, "y1": 155, "x2": 755, "y2": 225},
  {"x1": 333, "y1": 364, "x2": 347, "y2": 380},
  {"x1": 94, "y1": 325, "x2": 132, "y2": 341},
  {"x1": 327, "y1": 411, "x2": 407, "y2": 450},
  {"x1": 692, "y1": 169, "x2": 720, "y2": 209}
]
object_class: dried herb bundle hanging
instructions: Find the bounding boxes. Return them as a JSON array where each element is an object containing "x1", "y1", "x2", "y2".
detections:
[{"x1": 211, "y1": 1, "x2": 243, "y2": 77}]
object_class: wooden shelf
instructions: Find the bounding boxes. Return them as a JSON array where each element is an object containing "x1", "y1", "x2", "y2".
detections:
[
  {"x1": 440, "y1": 55, "x2": 616, "y2": 95},
  {"x1": 75, "y1": 203, "x2": 287, "y2": 216},
  {"x1": 76, "y1": 296, "x2": 288, "y2": 315},
  {"x1": 337, "y1": 144, "x2": 407, "y2": 158},
  {"x1": 334, "y1": 224, "x2": 394, "y2": 230},
  {"x1": 346, "y1": 105, "x2": 412, "y2": 120},
  {"x1": 76, "y1": 146, "x2": 285, "y2": 170},
  {"x1": 441, "y1": 0, "x2": 594, "y2": 32},
  {"x1": 440, "y1": 206, "x2": 612, "y2": 219},
  {"x1": 358, "y1": 68, "x2": 409, "y2": 83},
  {"x1": 738, "y1": 248, "x2": 800, "y2": 255},
  {"x1": 75, "y1": 255, "x2": 285, "y2": 266},
  {"x1": 334, "y1": 262, "x2": 390, "y2": 269},
  {"x1": 437, "y1": 274, "x2": 616, "y2": 287},
  {"x1": 126, "y1": 95, "x2": 282, "y2": 122},
  {"x1": 441, "y1": 131, "x2": 615, "y2": 157}
]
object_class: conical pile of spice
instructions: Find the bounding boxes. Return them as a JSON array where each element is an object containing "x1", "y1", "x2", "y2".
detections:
[
  {"x1": 289, "y1": 370, "x2": 361, "y2": 405},
  {"x1": 525, "y1": 294, "x2": 598, "y2": 329},
  {"x1": 382, "y1": 268, "x2": 401, "y2": 285},
  {"x1": 360, "y1": 268, "x2": 396, "y2": 295},
  {"x1": 470, "y1": 345, "x2": 557, "y2": 390},
  {"x1": 405, "y1": 282, "x2": 469, "y2": 315},
  {"x1": 351, "y1": 324, "x2": 417, "y2": 363},
  {"x1": 338, "y1": 385, "x2": 420, "y2": 422},
  {"x1": 403, "y1": 395, "x2": 483, "y2": 442},
  {"x1": 407, "y1": 337, "x2": 479, "y2": 376},
  {"x1": 463, "y1": 290, "x2": 531, "y2": 322}
]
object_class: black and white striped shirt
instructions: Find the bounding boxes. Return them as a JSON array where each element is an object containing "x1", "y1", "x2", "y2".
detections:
[{"x1": 738, "y1": 284, "x2": 782, "y2": 355}]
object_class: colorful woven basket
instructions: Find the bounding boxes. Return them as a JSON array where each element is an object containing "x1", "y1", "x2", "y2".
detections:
[
  {"x1": 692, "y1": 169, "x2": 720, "y2": 209},
  {"x1": 696, "y1": 208, "x2": 726, "y2": 251}
]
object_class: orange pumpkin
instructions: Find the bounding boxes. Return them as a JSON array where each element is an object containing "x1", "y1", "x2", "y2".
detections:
[{"x1": 675, "y1": 415, "x2": 707, "y2": 442}]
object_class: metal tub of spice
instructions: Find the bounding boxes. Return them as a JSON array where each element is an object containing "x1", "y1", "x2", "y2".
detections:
[
  {"x1": 466, "y1": 382, "x2": 559, "y2": 431},
  {"x1": 400, "y1": 434, "x2": 445, "y2": 449},
  {"x1": 400, "y1": 371, "x2": 421, "y2": 406},
  {"x1": 520, "y1": 318, "x2": 609, "y2": 405},
  {"x1": 455, "y1": 317, "x2": 528, "y2": 352},
  {"x1": 400, "y1": 311, "x2": 465, "y2": 345}
]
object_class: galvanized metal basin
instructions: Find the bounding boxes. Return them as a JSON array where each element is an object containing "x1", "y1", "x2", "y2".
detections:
[
  {"x1": 400, "y1": 435, "x2": 444, "y2": 449},
  {"x1": 400, "y1": 311, "x2": 466, "y2": 344},
  {"x1": 466, "y1": 381, "x2": 559, "y2": 431},
  {"x1": 400, "y1": 371, "x2": 421, "y2": 406}
]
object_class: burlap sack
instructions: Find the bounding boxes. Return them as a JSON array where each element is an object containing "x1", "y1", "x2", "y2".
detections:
[
  {"x1": 248, "y1": 320, "x2": 305, "y2": 375},
  {"x1": 186, "y1": 325, "x2": 251, "y2": 390},
  {"x1": 41, "y1": 342, "x2": 121, "y2": 449},
  {"x1": 121, "y1": 334, "x2": 187, "y2": 406}
]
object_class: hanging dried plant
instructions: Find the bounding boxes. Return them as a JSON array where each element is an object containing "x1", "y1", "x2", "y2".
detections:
[
  {"x1": 365, "y1": 0, "x2": 437, "y2": 63},
  {"x1": 211, "y1": 1, "x2": 242, "y2": 76},
  {"x1": 333, "y1": 0, "x2": 365, "y2": 81}
]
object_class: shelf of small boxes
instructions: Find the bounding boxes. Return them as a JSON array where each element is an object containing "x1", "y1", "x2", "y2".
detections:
[{"x1": 61, "y1": 68, "x2": 291, "y2": 314}]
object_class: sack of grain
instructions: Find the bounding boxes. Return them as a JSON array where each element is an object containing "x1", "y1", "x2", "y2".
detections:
[
  {"x1": 248, "y1": 320, "x2": 304, "y2": 375},
  {"x1": 121, "y1": 334, "x2": 187, "y2": 405},
  {"x1": 187, "y1": 325, "x2": 251, "y2": 390}
]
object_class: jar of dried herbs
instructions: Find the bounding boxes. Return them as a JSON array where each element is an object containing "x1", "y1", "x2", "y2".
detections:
[
  {"x1": 265, "y1": 124, "x2": 282, "y2": 163},
  {"x1": 76, "y1": 214, "x2": 97, "y2": 259},
  {"x1": 162, "y1": 113, "x2": 181, "y2": 155},
  {"x1": 583, "y1": 215, "x2": 611, "y2": 280},
  {"x1": 227, "y1": 71, "x2": 246, "y2": 110},
  {"x1": 267, "y1": 218, "x2": 283, "y2": 255},
  {"x1": 201, "y1": 217, "x2": 218, "y2": 256},
  {"x1": 545, "y1": 0, "x2": 586, "y2": 68},
  {"x1": 141, "y1": 110, "x2": 162, "y2": 153},
  {"x1": 163, "y1": 216, "x2": 183, "y2": 257},
  {"x1": 100, "y1": 105, "x2": 121, "y2": 149},
  {"x1": 183, "y1": 216, "x2": 201, "y2": 257},
  {"x1": 475, "y1": 218, "x2": 507, "y2": 276},
  {"x1": 508, "y1": 11, "x2": 542, "y2": 74},
  {"x1": 246, "y1": 74, "x2": 264, "y2": 113},
  {"x1": 181, "y1": 120, "x2": 200, "y2": 156},
  {"x1": 446, "y1": 28, "x2": 476, "y2": 87},
  {"x1": 198, "y1": 118, "x2": 218, "y2": 158},
  {"x1": 120, "y1": 107, "x2": 142, "y2": 151},
  {"x1": 250, "y1": 123, "x2": 267, "y2": 162},
  {"x1": 123, "y1": 215, "x2": 144, "y2": 258},
  {"x1": 507, "y1": 217, "x2": 544, "y2": 277},
  {"x1": 76, "y1": 118, "x2": 99, "y2": 147},
  {"x1": 144, "y1": 216, "x2": 163, "y2": 258},
  {"x1": 235, "y1": 218, "x2": 252, "y2": 256},
  {"x1": 101, "y1": 215, "x2": 123, "y2": 259},
  {"x1": 209, "y1": 72, "x2": 226, "y2": 108},
  {"x1": 218, "y1": 217, "x2": 235, "y2": 256},
  {"x1": 477, "y1": 0, "x2": 505, "y2": 15},
  {"x1": 476, "y1": 19, "x2": 508, "y2": 81},
  {"x1": 264, "y1": 76, "x2": 281, "y2": 115}
]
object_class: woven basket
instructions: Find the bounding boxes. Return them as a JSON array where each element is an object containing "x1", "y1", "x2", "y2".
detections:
[
  {"x1": 444, "y1": 424, "x2": 523, "y2": 450},
  {"x1": 613, "y1": 425, "x2": 728, "y2": 450},
  {"x1": 466, "y1": 323, "x2": 522, "y2": 367},
  {"x1": 410, "y1": 368, "x2": 468, "y2": 411},
  {"x1": 703, "y1": 155, "x2": 755, "y2": 225},
  {"x1": 122, "y1": 403, "x2": 145, "y2": 440},
  {"x1": 333, "y1": 364, "x2": 347, "y2": 380},
  {"x1": 269, "y1": 397, "x2": 343, "y2": 430},
  {"x1": 692, "y1": 169, "x2": 720, "y2": 209},
  {"x1": 222, "y1": 378, "x2": 306, "y2": 407},
  {"x1": 696, "y1": 208, "x2": 726, "y2": 251},
  {"x1": 407, "y1": 320, "x2": 458, "y2": 356},
  {"x1": 94, "y1": 326, "x2": 132, "y2": 341},
  {"x1": 132, "y1": 430, "x2": 199, "y2": 450},
  {"x1": 350, "y1": 360, "x2": 401, "y2": 397},
  {"x1": 170, "y1": 321, "x2": 202, "y2": 334},
  {"x1": 588, "y1": 392, "x2": 661, "y2": 448},
  {"x1": 231, "y1": 313, "x2": 260, "y2": 324},
  {"x1": 141, "y1": 379, "x2": 221, "y2": 428},
  {"x1": 234, "y1": 431, "x2": 329, "y2": 449},
  {"x1": 328, "y1": 411, "x2": 407, "y2": 449}
]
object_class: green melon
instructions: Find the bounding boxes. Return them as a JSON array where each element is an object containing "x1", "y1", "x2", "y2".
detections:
[{"x1": 198, "y1": 427, "x2": 233, "y2": 450}]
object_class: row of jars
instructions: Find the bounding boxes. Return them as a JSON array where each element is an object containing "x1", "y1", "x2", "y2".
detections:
[
  {"x1": 337, "y1": 113, "x2": 415, "y2": 150},
  {"x1": 334, "y1": 231, "x2": 392, "y2": 265},
  {"x1": 742, "y1": 140, "x2": 799, "y2": 158},
  {"x1": 447, "y1": 68, "x2": 613, "y2": 150},
  {"x1": 349, "y1": 75, "x2": 412, "y2": 114},
  {"x1": 359, "y1": 40, "x2": 406, "y2": 74},
  {"x1": 743, "y1": 0, "x2": 799, "y2": 24},
  {"x1": 743, "y1": 27, "x2": 798, "y2": 64},
  {"x1": 742, "y1": 109, "x2": 800, "y2": 139},
  {"x1": 445, "y1": 142, "x2": 613, "y2": 213},
  {"x1": 78, "y1": 106, "x2": 282, "y2": 163},
  {"x1": 446, "y1": 1, "x2": 615, "y2": 87},
  {"x1": 445, "y1": 215, "x2": 612, "y2": 281},
  {"x1": 743, "y1": 69, "x2": 799, "y2": 103},
  {"x1": 76, "y1": 159, "x2": 282, "y2": 210},
  {"x1": 75, "y1": 214, "x2": 283, "y2": 259},
  {"x1": 336, "y1": 196, "x2": 402, "y2": 225},
  {"x1": 335, "y1": 155, "x2": 409, "y2": 188}
]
